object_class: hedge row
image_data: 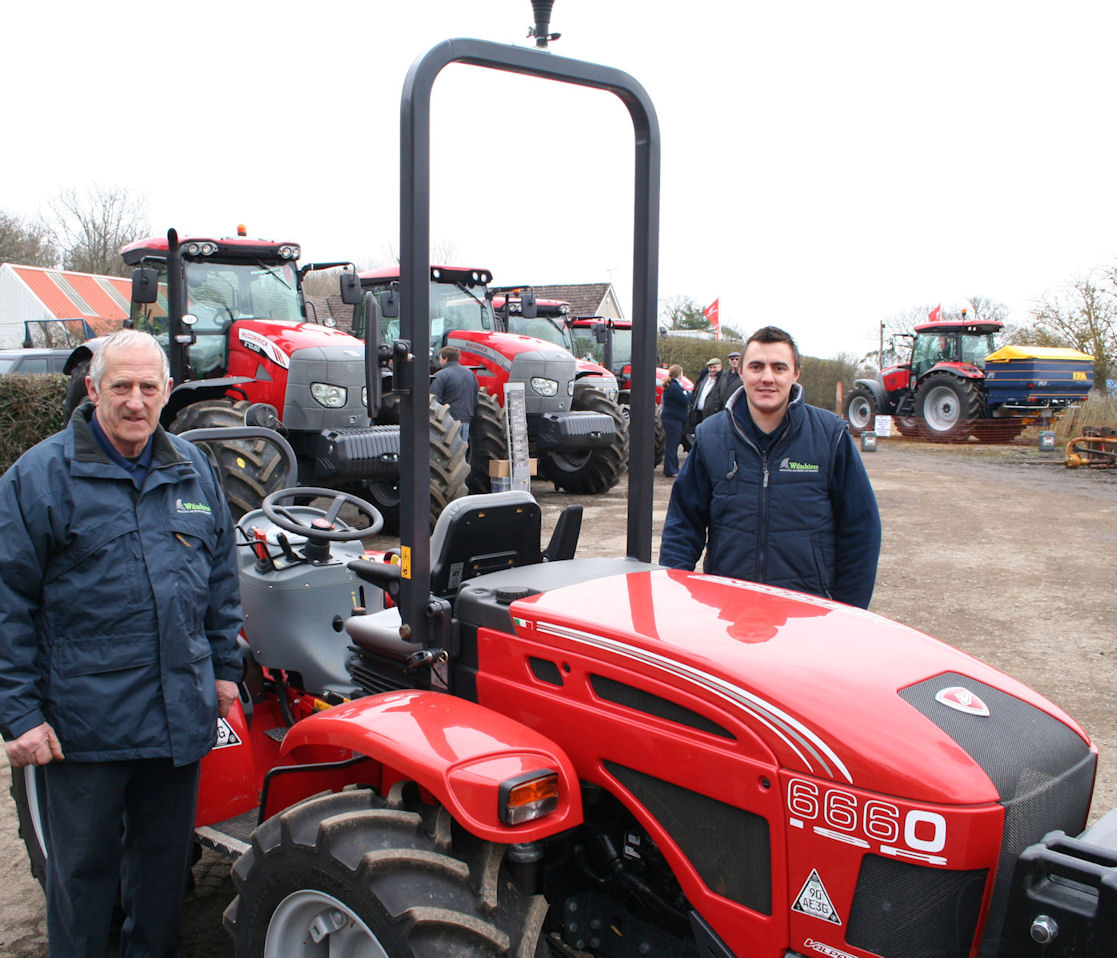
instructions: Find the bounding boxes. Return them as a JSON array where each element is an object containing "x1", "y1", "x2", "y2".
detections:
[{"x1": 0, "y1": 375, "x2": 68, "y2": 473}]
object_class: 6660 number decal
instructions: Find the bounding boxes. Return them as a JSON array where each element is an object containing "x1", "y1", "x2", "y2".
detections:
[{"x1": 787, "y1": 778, "x2": 948, "y2": 863}]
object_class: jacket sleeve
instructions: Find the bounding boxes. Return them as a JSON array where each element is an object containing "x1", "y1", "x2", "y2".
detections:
[
  {"x1": 828, "y1": 431, "x2": 882, "y2": 609},
  {"x1": 0, "y1": 465, "x2": 50, "y2": 740},
  {"x1": 198, "y1": 459, "x2": 245, "y2": 683},
  {"x1": 658, "y1": 429, "x2": 712, "y2": 570}
]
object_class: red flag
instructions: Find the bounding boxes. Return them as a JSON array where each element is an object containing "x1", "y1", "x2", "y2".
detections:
[
  {"x1": 704, "y1": 299, "x2": 721, "y2": 340},
  {"x1": 929, "y1": 303, "x2": 942, "y2": 323}
]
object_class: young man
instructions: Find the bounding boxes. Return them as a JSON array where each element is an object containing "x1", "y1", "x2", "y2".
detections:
[
  {"x1": 660, "y1": 326, "x2": 881, "y2": 608},
  {"x1": 0, "y1": 329, "x2": 243, "y2": 955}
]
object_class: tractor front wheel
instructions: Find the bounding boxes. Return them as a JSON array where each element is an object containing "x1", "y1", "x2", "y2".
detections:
[
  {"x1": 843, "y1": 385, "x2": 879, "y2": 436},
  {"x1": 170, "y1": 399, "x2": 287, "y2": 519},
  {"x1": 915, "y1": 374, "x2": 983, "y2": 442},
  {"x1": 224, "y1": 788, "x2": 548, "y2": 958},
  {"x1": 467, "y1": 388, "x2": 508, "y2": 494},
  {"x1": 539, "y1": 387, "x2": 628, "y2": 494}
]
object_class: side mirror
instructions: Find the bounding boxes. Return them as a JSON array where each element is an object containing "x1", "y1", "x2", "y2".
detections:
[
  {"x1": 132, "y1": 267, "x2": 159, "y2": 304},
  {"x1": 379, "y1": 286, "x2": 400, "y2": 319},
  {"x1": 339, "y1": 272, "x2": 361, "y2": 306},
  {"x1": 594, "y1": 325, "x2": 609, "y2": 344},
  {"x1": 520, "y1": 287, "x2": 537, "y2": 319}
]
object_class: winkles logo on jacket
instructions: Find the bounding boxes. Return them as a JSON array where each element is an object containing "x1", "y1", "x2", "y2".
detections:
[
  {"x1": 779, "y1": 457, "x2": 820, "y2": 473},
  {"x1": 176, "y1": 499, "x2": 212, "y2": 515}
]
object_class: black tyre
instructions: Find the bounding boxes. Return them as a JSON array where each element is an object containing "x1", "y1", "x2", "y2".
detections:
[
  {"x1": 894, "y1": 416, "x2": 922, "y2": 438},
  {"x1": 63, "y1": 358, "x2": 91, "y2": 422},
  {"x1": 170, "y1": 399, "x2": 287, "y2": 519},
  {"x1": 539, "y1": 387, "x2": 628, "y2": 494},
  {"x1": 843, "y1": 385, "x2": 878, "y2": 436},
  {"x1": 10, "y1": 765, "x2": 48, "y2": 889},
  {"x1": 372, "y1": 397, "x2": 469, "y2": 534},
  {"x1": 467, "y1": 389, "x2": 508, "y2": 495},
  {"x1": 224, "y1": 788, "x2": 548, "y2": 958},
  {"x1": 971, "y1": 418, "x2": 1026, "y2": 443},
  {"x1": 653, "y1": 407, "x2": 666, "y2": 467},
  {"x1": 915, "y1": 373, "x2": 983, "y2": 442}
]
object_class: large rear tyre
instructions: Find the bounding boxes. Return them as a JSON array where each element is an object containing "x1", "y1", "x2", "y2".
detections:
[
  {"x1": 539, "y1": 387, "x2": 628, "y2": 494},
  {"x1": 915, "y1": 373, "x2": 983, "y2": 442},
  {"x1": 467, "y1": 389, "x2": 508, "y2": 495},
  {"x1": 10, "y1": 765, "x2": 48, "y2": 889},
  {"x1": 843, "y1": 385, "x2": 878, "y2": 436},
  {"x1": 224, "y1": 788, "x2": 548, "y2": 958},
  {"x1": 372, "y1": 397, "x2": 469, "y2": 534},
  {"x1": 170, "y1": 399, "x2": 287, "y2": 519}
]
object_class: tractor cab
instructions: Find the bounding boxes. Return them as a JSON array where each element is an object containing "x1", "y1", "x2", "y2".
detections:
[{"x1": 909, "y1": 318, "x2": 1002, "y2": 383}]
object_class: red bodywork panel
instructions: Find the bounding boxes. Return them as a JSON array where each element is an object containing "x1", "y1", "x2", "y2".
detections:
[
  {"x1": 446, "y1": 327, "x2": 573, "y2": 409},
  {"x1": 280, "y1": 689, "x2": 582, "y2": 843}
]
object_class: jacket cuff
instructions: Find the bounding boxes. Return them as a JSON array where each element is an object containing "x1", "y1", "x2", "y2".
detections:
[{"x1": 3, "y1": 706, "x2": 47, "y2": 742}]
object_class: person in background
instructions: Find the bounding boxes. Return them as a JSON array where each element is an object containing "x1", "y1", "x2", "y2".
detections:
[
  {"x1": 660, "y1": 363, "x2": 690, "y2": 478},
  {"x1": 0, "y1": 329, "x2": 243, "y2": 956},
  {"x1": 723, "y1": 349, "x2": 743, "y2": 397},
  {"x1": 432, "y1": 345, "x2": 479, "y2": 445},
  {"x1": 687, "y1": 357, "x2": 729, "y2": 431},
  {"x1": 660, "y1": 326, "x2": 881, "y2": 609}
]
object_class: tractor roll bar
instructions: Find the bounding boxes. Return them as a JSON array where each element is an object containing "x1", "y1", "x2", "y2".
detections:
[{"x1": 396, "y1": 37, "x2": 660, "y2": 651}]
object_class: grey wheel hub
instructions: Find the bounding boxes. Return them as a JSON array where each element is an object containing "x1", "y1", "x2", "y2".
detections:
[
  {"x1": 265, "y1": 890, "x2": 388, "y2": 958},
  {"x1": 924, "y1": 386, "x2": 960, "y2": 430}
]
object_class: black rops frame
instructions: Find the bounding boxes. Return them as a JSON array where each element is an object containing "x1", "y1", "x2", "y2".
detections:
[{"x1": 395, "y1": 37, "x2": 660, "y2": 651}]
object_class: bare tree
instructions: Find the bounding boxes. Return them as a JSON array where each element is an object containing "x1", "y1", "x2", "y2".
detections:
[
  {"x1": 0, "y1": 210, "x2": 58, "y2": 267},
  {"x1": 47, "y1": 185, "x2": 149, "y2": 277},
  {"x1": 1032, "y1": 271, "x2": 1115, "y2": 392},
  {"x1": 659, "y1": 294, "x2": 710, "y2": 331}
]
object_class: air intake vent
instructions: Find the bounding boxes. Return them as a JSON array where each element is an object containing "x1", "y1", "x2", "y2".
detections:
[{"x1": 590, "y1": 675, "x2": 735, "y2": 739}]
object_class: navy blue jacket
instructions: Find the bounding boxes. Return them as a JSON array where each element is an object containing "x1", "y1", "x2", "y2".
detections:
[
  {"x1": 0, "y1": 404, "x2": 243, "y2": 765},
  {"x1": 660, "y1": 384, "x2": 881, "y2": 608},
  {"x1": 432, "y1": 360, "x2": 478, "y2": 423},
  {"x1": 661, "y1": 377, "x2": 690, "y2": 424}
]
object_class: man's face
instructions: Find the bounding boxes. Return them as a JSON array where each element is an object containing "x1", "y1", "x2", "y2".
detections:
[
  {"x1": 729, "y1": 355, "x2": 741, "y2": 373},
  {"x1": 742, "y1": 341, "x2": 799, "y2": 417},
  {"x1": 707, "y1": 362, "x2": 721, "y2": 377},
  {"x1": 87, "y1": 346, "x2": 171, "y2": 458}
]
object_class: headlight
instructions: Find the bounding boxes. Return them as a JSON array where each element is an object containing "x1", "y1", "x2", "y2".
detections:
[
  {"x1": 361, "y1": 386, "x2": 368, "y2": 407},
  {"x1": 311, "y1": 382, "x2": 347, "y2": 408},
  {"x1": 531, "y1": 377, "x2": 559, "y2": 397},
  {"x1": 568, "y1": 380, "x2": 575, "y2": 396}
]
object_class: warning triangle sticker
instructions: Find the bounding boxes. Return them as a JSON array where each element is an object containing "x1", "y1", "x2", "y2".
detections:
[{"x1": 792, "y1": 869, "x2": 842, "y2": 925}]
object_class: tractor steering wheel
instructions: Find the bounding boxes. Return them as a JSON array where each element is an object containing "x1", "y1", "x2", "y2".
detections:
[{"x1": 261, "y1": 487, "x2": 385, "y2": 543}]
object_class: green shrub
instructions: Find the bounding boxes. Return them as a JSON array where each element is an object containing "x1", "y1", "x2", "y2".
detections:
[{"x1": 0, "y1": 375, "x2": 67, "y2": 473}]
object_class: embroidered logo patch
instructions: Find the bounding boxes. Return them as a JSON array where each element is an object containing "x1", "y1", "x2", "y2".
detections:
[
  {"x1": 779, "y1": 458, "x2": 819, "y2": 473},
  {"x1": 176, "y1": 499, "x2": 212, "y2": 515}
]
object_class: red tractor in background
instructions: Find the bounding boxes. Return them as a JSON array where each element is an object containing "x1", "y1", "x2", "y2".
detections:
[
  {"x1": 353, "y1": 265, "x2": 628, "y2": 497},
  {"x1": 844, "y1": 311, "x2": 1094, "y2": 442},
  {"x1": 61, "y1": 228, "x2": 468, "y2": 519}
]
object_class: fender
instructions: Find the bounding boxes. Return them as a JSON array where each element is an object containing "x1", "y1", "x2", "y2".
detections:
[
  {"x1": 920, "y1": 361, "x2": 986, "y2": 382},
  {"x1": 163, "y1": 377, "x2": 258, "y2": 422},
  {"x1": 853, "y1": 377, "x2": 888, "y2": 407},
  {"x1": 281, "y1": 689, "x2": 583, "y2": 842},
  {"x1": 63, "y1": 339, "x2": 103, "y2": 375}
]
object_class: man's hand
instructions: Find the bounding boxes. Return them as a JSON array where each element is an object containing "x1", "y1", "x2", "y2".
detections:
[
  {"x1": 216, "y1": 679, "x2": 239, "y2": 719},
  {"x1": 4, "y1": 723, "x2": 64, "y2": 768}
]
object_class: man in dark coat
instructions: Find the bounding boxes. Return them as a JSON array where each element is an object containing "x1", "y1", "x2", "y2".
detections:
[
  {"x1": 687, "y1": 356, "x2": 730, "y2": 431},
  {"x1": 432, "y1": 345, "x2": 479, "y2": 444},
  {"x1": 660, "y1": 364, "x2": 690, "y2": 477},
  {"x1": 660, "y1": 326, "x2": 881, "y2": 608},
  {"x1": 0, "y1": 330, "x2": 242, "y2": 956}
]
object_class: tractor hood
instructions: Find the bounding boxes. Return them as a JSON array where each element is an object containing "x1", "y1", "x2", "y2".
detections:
[
  {"x1": 497, "y1": 567, "x2": 1092, "y2": 806},
  {"x1": 232, "y1": 320, "x2": 367, "y2": 366}
]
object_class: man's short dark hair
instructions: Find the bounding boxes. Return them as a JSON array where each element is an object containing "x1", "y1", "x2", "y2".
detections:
[
  {"x1": 439, "y1": 346, "x2": 460, "y2": 362},
  {"x1": 746, "y1": 326, "x2": 801, "y2": 372}
]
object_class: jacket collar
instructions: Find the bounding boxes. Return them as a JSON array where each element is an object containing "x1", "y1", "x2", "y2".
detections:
[
  {"x1": 67, "y1": 402, "x2": 190, "y2": 472},
  {"x1": 726, "y1": 382, "x2": 804, "y2": 444}
]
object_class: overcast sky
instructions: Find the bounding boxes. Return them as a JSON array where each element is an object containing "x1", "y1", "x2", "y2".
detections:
[{"x1": 6, "y1": 1, "x2": 1117, "y2": 359}]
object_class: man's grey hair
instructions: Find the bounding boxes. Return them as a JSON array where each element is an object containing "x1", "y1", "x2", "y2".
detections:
[{"x1": 89, "y1": 329, "x2": 170, "y2": 387}]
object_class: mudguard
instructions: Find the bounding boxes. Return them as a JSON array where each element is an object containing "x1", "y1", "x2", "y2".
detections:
[
  {"x1": 280, "y1": 689, "x2": 583, "y2": 842},
  {"x1": 853, "y1": 377, "x2": 889, "y2": 408}
]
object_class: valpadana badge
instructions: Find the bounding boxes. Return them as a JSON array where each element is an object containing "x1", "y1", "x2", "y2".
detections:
[{"x1": 935, "y1": 686, "x2": 990, "y2": 717}]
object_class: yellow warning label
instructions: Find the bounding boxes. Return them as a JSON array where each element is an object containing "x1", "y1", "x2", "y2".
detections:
[
  {"x1": 236, "y1": 456, "x2": 247, "y2": 469},
  {"x1": 792, "y1": 869, "x2": 842, "y2": 925},
  {"x1": 400, "y1": 545, "x2": 411, "y2": 579}
]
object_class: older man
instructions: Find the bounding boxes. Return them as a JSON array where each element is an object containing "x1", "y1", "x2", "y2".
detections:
[
  {"x1": 661, "y1": 326, "x2": 881, "y2": 609},
  {"x1": 0, "y1": 329, "x2": 242, "y2": 956}
]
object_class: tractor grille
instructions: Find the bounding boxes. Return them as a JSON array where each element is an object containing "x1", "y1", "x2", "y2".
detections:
[
  {"x1": 898, "y1": 673, "x2": 1095, "y2": 955},
  {"x1": 315, "y1": 425, "x2": 401, "y2": 481},
  {"x1": 846, "y1": 855, "x2": 987, "y2": 958},
  {"x1": 604, "y1": 761, "x2": 771, "y2": 915}
]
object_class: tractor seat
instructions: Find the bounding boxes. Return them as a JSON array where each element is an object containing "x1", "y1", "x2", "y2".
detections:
[{"x1": 346, "y1": 491, "x2": 544, "y2": 659}]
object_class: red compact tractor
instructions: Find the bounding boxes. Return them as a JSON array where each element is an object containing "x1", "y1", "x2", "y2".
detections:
[
  {"x1": 13, "y1": 18, "x2": 1116, "y2": 958},
  {"x1": 61, "y1": 228, "x2": 468, "y2": 519},
  {"x1": 844, "y1": 312, "x2": 1094, "y2": 442},
  {"x1": 353, "y1": 266, "x2": 628, "y2": 496}
]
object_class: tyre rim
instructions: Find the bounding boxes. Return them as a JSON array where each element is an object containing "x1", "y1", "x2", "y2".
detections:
[
  {"x1": 265, "y1": 890, "x2": 387, "y2": 958},
  {"x1": 924, "y1": 387, "x2": 959, "y2": 430},
  {"x1": 848, "y1": 397, "x2": 872, "y2": 429}
]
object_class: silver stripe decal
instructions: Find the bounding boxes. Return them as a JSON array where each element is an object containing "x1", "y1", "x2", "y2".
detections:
[{"x1": 534, "y1": 621, "x2": 853, "y2": 784}]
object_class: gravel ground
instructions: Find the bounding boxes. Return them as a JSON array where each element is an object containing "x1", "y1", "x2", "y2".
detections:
[{"x1": 2, "y1": 436, "x2": 1114, "y2": 956}]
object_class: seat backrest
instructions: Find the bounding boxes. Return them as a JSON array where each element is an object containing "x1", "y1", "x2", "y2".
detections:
[{"x1": 429, "y1": 491, "x2": 542, "y2": 596}]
